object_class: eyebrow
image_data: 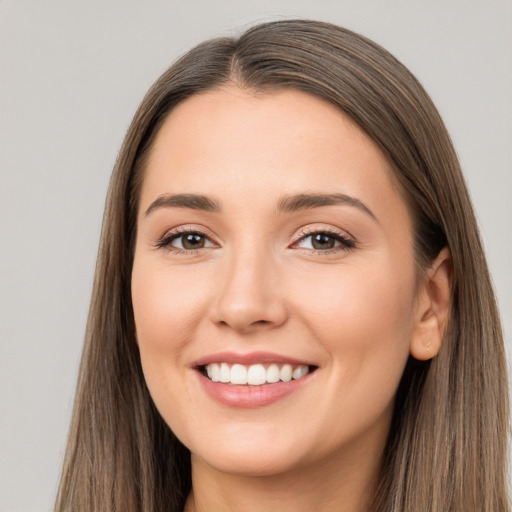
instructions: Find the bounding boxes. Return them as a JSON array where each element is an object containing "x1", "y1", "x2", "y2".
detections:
[
  {"x1": 145, "y1": 193, "x2": 221, "y2": 216},
  {"x1": 276, "y1": 193, "x2": 377, "y2": 221},
  {"x1": 144, "y1": 192, "x2": 377, "y2": 222}
]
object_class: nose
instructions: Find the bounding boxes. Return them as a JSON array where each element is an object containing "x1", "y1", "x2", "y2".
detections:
[{"x1": 211, "y1": 246, "x2": 288, "y2": 334}]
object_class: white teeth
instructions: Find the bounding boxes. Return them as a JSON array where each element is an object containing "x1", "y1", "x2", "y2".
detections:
[
  {"x1": 204, "y1": 362, "x2": 311, "y2": 385},
  {"x1": 266, "y1": 364, "x2": 280, "y2": 383},
  {"x1": 292, "y1": 365, "x2": 308, "y2": 379},
  {"x1": 280, "y1": 364, "x2": 293, "y2": 382},
  {"x1": 210, "y1": 363, "x2": 220, "y2": 382},
  {"x1": 220, "y1": 362, "x2": 230, "y2": 383},
  {"x1": 247, "y1": 364, "x2": 267, "y2": 385},
  {"x1": 230, "y1": 364, "x2": 247, "y2": 385}
]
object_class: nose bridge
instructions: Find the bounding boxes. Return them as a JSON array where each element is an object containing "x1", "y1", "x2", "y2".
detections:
[{"x1": 213, "y1": 235, "x2": 286, "y2": 331}]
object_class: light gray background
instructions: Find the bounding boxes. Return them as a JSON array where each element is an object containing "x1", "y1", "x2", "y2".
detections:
[{"x1": 1, "y1": 1, "x2": 511, "y2": 511}]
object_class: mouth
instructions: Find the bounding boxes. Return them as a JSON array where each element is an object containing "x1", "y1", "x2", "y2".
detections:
[
  {"x1": 198, "y1": 362, "x2": 317, "y2": 386},
  {"x1": 192, "y1": 352, "x2": 318, "y2": 408}
]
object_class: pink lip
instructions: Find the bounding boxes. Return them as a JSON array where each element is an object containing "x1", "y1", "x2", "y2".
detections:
[
  {"x1": 191, "y1": 351, "x2": 317, "y2": 409},
  {"x1": 196, "y1": 371, "x2": 314, "y2": 408},
  {"x1": 192, "y1": 351, "x2": 314, "y2": 367}
]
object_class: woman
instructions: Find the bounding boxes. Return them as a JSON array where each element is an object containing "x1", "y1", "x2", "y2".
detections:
[{"x1": 54, "y1": 19, "x2": 510, "y2": 512}]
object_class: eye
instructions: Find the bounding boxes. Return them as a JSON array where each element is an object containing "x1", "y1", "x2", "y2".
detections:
[
  {"x1": 173, "y1": 233, "x2": 209, "y2": 250},
  {"x1": 156, "y1": 228, "x2": 215, "y2": 252},
  {"x1": 294, "y1": 230, "x2": 355, "y2": 252}
]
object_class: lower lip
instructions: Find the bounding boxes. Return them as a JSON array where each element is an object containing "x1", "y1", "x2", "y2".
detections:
[{"x1": 197, "y1": 371, "x2": 314, "y2": 408}]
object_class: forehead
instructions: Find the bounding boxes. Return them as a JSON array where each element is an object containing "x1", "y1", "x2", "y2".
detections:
[{"x1": 139, "y1": 86, "x2": 409, "y2": 228}]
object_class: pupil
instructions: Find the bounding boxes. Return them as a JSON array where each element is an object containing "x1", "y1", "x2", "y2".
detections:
[
  {"x1": 312, "y1": 233, "x2": 334, "y2": 249},
  {"x1": 183, "y1": 234, "x2": 204, "y2": 249}
]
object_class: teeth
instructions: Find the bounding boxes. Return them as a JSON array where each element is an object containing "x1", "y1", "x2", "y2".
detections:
[
  {"x1": 203, "y1": 362, "x2": 310, "y2": 385},
  {"x1": 247, "y1": 364, "x2": 267, "y2": 385},
  {"x1": 266, "y1": 364, "x2": 280, "y2": 383},
  {"x1": 210, "y1": 363, "x2": 219, "y2": 382},
  {"x1": 280, "y1": 364, "x2": 293, "y2": 382},
  {"x1": 230, "y1": 364, "x2": 247, "y2": 385},
  {"x1": 219, "y1": 363, "x2": 230, "y2": 383},
  {"x1": 292, "y1": 365, "x2": 308, "y2": 379}
]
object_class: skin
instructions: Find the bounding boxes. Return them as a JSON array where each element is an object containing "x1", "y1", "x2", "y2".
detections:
[{"x1": 131, "y1": 86, "x2": 451, "y2": 512}]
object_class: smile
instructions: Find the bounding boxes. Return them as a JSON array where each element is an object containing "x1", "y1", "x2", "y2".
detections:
[
  {"x1": 204, "y1": 363, "x2": 311, "y2": 385},
  {"x1": 193, "y1": 352, "x2": 318, "y2": 408}
]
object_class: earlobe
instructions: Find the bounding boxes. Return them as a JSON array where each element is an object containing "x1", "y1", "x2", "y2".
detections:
[{"x1": 410, "y1": 247, "x2": 453, "y2": 361}]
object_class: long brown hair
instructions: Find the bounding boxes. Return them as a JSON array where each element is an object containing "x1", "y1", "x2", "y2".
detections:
[{"x1": 55, "y1": 19, "x2": 509, "y2": 512}]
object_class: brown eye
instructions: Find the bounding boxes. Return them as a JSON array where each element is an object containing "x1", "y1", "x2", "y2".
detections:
[
  {"x1": 295, "y1": 230, "x2": 355, "y2": 252},
  {"x1": 157, "y1": 230, "x2": 215, "y2": 252},
  {"x1": 311, "y1": 233, "x2": 336, "y2": 250},
  {"x1": 180, "y1": 233, "x2": 206, "y2": 249}
]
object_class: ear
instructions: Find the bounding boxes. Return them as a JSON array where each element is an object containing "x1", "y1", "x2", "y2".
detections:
[{"x1": 410, "y1": 247, "x2": 453, "y2": 361}]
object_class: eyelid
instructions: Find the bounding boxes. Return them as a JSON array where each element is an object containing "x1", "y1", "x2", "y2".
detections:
[
  {"x1": 154, "y1": 225, "x2": 218, "y2": 252},
  {"x1": 153, "y1": 224, "x2": 356, "y2": 254},
  {"x1": 291, "y1": 226, "x2": 356, "y2": 252}
]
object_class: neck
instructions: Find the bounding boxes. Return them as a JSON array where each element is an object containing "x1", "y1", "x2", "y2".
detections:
[{"x1": 184, "y1": 443, "x2": 384, "y2": 512}]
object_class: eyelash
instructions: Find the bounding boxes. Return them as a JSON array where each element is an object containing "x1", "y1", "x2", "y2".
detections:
[
  {"x1": 293, "y1": 228, "x2": 355, "y2": 254},
  {"x1": 155, "y1": 227, "x2": 213, "y2": 255},
  {"x1": 155, "y1": 227, "x2": 356, "y2": 255}
]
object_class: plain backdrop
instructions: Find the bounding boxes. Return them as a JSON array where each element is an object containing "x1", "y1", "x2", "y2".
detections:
[{"x1": 0, "y1": 1, "x2": 511, "y2": 511}]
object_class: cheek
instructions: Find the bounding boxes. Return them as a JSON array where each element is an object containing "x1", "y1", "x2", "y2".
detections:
[
  {"x1": 296, "y1": 254, "x2": 414, "y2": 330},
  {"x1": 280, "y1": 259, "x2": 415, "y2": 455},
  {"x1": 131, "y1": 260, "x2": 208, "y2": 422},
  {"x1": 132, "y1": 261, "x2": 207, "y2": 352},
  {"x1": 292, "y1": 257, "x2": 415, "y2": 392}
]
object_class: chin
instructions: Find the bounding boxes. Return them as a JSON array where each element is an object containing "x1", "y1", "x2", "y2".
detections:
[
  {"x1": 185, "y1": 425, "x2": 310, "y2": 477},
  {"x1": 194, "y1": 447, "x2": 302, "y2": 477}
]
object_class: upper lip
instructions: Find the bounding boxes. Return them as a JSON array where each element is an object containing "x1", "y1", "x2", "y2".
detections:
[{"x1": 191, "y1": 351, "x2": 316, "y2": 368}]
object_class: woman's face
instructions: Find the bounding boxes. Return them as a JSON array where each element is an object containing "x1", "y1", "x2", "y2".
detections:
[{"x1": 132, "y1": 87, "x2": 420, "y2": 477}]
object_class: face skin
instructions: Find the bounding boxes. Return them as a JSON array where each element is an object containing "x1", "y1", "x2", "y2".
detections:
[{"x1": 131, "y1": 86, "x2": 449, "y2": 511}]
